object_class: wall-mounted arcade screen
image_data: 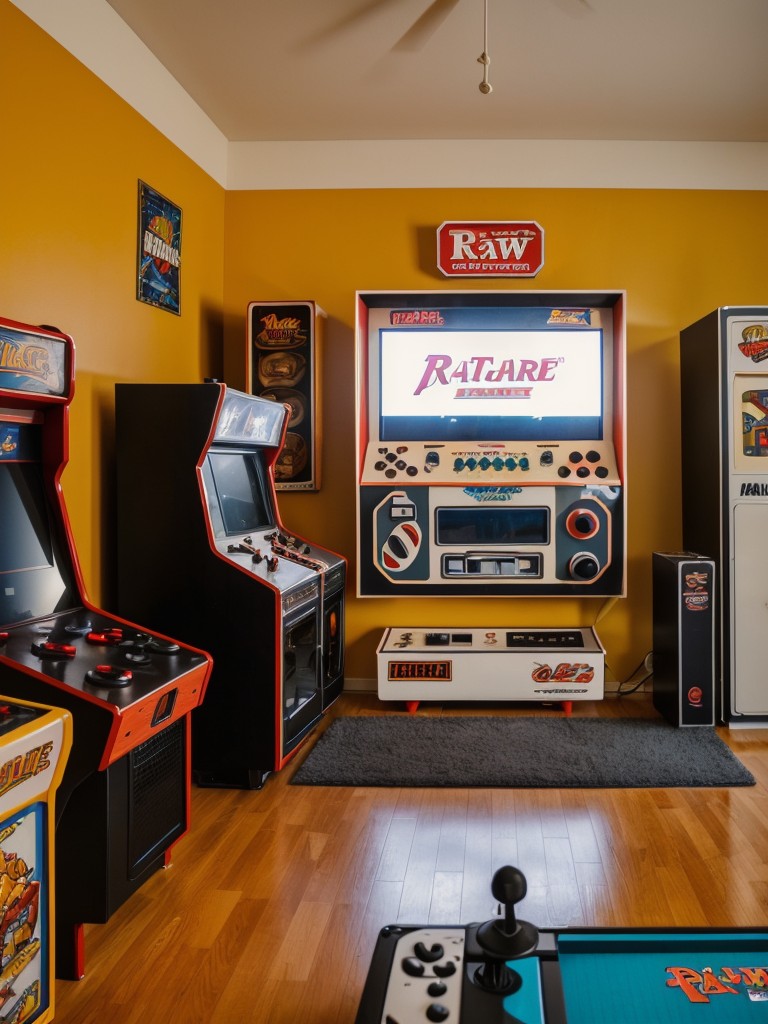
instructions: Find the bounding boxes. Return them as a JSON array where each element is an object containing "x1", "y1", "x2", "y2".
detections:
[
  {"x1": 378, "y1": 326, "x2": 603, "y2": 442},
  {"x1": 355, "y1": 290, "x2": 626, "y2": 598}
]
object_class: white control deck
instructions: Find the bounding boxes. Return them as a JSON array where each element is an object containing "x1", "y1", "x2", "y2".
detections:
[{"x1": 377, "y1": 627, "x2": 604, "y2": 709}]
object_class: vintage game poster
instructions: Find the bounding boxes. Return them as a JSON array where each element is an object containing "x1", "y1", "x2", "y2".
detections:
[
  {"x1": 247, "y1": 301, "x2": 325, "y2": 491},
  {"x1": 137, "y1": 181, "x2": 182, "y2": 314}
]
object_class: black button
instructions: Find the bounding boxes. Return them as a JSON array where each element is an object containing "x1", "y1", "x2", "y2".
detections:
[
  {"x1": 573, "y1": 515, "x2": 595, "y2": 535},
  {"x1": 586, "y1": 449, "x2": 601, "y2": 462},
  {"x1": 433, "y1": 961, "x2": 457, "y2": 977},
  {"x1": 428, "y1": 981, "x2": 448, "y2": 997},
  {"x1": 571, "y1": 554, "x2": 600, "y2": 580},
  {"x1": 576, "y1": 466, "x2": 590, "y2": 478},
  {"x1": 558, "y1": 465, "x2": 571, "y2": 478},
  {"x1": 595, "y1": 466, "x2": 609, "y2": 478},
  {"x1": 569, "y1": 451, "x2": 583, "y2": 463},
  {"x1": 401, "y1": 956, "x2": 425, "y2": 977},
  {"x1": 426, "y1": 1004, "x2": 450, "y2": 1022},
  {"x1": 414, "y1": 941, "x2": 444, "y2": 962},
  {"x1": 387, "y1": 536, "x2": 408, "y2": 559}
]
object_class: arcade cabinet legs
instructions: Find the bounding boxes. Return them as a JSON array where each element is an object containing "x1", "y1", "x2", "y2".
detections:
[{"x1": 55, "y1": 718, "x2": 188, "y2": 980}]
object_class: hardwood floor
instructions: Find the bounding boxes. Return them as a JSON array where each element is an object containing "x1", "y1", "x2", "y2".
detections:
[{"x1": 52, "y1": 692, "x2": 768, "y2": 1023}]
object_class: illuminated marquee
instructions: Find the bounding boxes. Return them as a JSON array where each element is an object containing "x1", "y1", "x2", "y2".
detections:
[{"x1": 387, "y1": 661, "x2": 452, "y2": 681}]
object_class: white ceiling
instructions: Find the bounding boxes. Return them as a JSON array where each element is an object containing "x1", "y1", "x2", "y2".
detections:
[{"x1": 103, "y1": 0, "x2": 768, "y2": 145}]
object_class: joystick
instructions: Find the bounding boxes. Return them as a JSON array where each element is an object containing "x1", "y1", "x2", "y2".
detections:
[
  {"x1": 476, "y1": 866, "x2": 539, "y2": 959},
  {"x1": 356, "y1": 866, "x2": 541, "y2": 1024},
  {"x1": 472, "y1": 866, "x2": 539, "y2": 995}
]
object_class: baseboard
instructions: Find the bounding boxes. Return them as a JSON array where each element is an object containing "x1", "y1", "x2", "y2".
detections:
[{"x1": 343, "y1": 677, "x2": 377, "y2": 692}]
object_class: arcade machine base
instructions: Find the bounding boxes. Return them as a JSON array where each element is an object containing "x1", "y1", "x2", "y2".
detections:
[{"x1": 377, "y1": 627, "x2": 604, "y2": 715}]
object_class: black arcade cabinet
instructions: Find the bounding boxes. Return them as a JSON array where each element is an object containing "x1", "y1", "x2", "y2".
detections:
[
  {"x1": 0, "y1": 318, "x2": 212, "y2": 979},
  {"x1": 114, "y1": 382, "x2": 346, "y2": 789}
]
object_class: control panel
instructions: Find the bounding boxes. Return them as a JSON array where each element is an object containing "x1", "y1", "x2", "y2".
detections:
[
  {"x1": 361, "y1": 441, "x2": 618, "y2": 487},
  {"x1": 0, "y1": 608, "x2": 208, "y2": 768},
  {"x1": 355, "y1": 867, "x2": 546, "y2": 1024}
]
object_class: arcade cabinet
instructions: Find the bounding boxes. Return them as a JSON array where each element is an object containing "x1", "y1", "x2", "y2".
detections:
[
  {"x1": 0, "y1": 317, "x2": 212, "y2": 979},
  {"x1": 681, "y1": 307, "x2": 768, "y2": 724},
  {"x1": 114, "y1": 383, "x2": 346, "y2": 789},
  {"x1": 0, "y1": 696, "x2": 71, "y2": 1023},
  {"x1": 356, "y1": 291, "x2": 625, "y2": 709}
]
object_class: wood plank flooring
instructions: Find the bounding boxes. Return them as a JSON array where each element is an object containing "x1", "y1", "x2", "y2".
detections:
[{"x1": 52, "y1": 692, "x2": 768, "y2": 1023}]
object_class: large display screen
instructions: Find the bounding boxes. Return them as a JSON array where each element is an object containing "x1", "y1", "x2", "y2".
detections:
[
  {"x1": 203, "y1": 451, "x2": 275, "y2": 538},
  {"x1": 379, "y1": 327, "x2": 603, "y2": 441},
  {"x1": 0, "y1": 459, "x2": 78, "y2": 626}
]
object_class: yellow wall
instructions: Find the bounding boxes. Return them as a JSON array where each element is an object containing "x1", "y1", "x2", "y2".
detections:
[
  {"x1": 224, "y1": 189, "x2": 768, "y2": 682},
  {"x1": 5, "y1": 4, "x2": 768, "y2": 688},
  {"x1": 1, "y1": 2, "x2": 225, "y2": 602}
]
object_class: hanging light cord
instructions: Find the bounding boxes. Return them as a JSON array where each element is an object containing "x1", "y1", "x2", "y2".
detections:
[{"x1": 478, "y1": 0, "x2": 492, "y2": 93}]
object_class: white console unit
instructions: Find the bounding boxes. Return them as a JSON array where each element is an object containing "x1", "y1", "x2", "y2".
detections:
[{"x1": 376, "y1": 627, "x2": 604, "y2": 714}]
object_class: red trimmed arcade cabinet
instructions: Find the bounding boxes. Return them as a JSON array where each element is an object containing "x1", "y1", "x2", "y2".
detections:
[
  {"x1": 114, "y1": 383, "x2": 346, "y2": 789},
  {"x1": 0, "y1": 318, "x2": 212, "y2": 979}
]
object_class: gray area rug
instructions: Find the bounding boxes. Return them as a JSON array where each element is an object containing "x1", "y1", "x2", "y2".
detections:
[{"x1": 290, "y1": 716, "x2": 755, "y2": 788}]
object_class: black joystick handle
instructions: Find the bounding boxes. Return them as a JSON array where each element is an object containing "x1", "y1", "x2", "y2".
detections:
[
  {"x1": 475, "y1": 866, "x2": 539, "y2": 961},
  {"x1": 493, "y1": 865, "x2": 527, "y2": 940}
]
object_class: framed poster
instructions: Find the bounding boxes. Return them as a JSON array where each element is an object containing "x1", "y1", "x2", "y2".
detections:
[
  {"x1": 247, "y1": 301, "x2": 325, "y2": 491},
  {"x1": 137, "y1": 181, "x2": 182, "y2": 314}
]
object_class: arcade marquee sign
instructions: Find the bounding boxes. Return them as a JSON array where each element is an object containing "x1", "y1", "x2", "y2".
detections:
[{"x1": 437, "y1": 220, "x2": 544, "y2": 278}]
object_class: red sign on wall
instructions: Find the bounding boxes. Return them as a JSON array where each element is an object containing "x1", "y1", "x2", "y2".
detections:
[{"x1": 437, "y1": 220, "x2": 544, "y2": 278}]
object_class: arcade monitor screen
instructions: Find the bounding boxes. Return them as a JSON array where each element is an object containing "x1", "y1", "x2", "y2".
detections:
[
  {"x1": 378, "y1": 325, "x2": 603, "y2": 442},
  {"x1": 202, "y1": 450, "x2": 275, "y2": 539},
  {"x1": 0, "y1": 459, "x2": 78, "y2": 625}
]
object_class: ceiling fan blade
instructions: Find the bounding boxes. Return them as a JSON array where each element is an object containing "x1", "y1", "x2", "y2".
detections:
[
  {"x1": 298, "y1": 0, "x2": 404, "y2": 50},
  {"x1": 548, "y1": 0, "x2": 592, "y2": 13},
  {"x1": 393, "y1": 0, "x2": 462, "y2": 51}
]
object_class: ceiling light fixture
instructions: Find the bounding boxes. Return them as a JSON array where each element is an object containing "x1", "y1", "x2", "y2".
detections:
[{"x1": 477, "y1": 0, "x2": 492, "y2": 94}]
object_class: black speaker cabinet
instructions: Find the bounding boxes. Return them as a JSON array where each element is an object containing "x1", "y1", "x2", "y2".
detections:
[{"x1": 652, "y1": 552, "x2": 715, "y2": 727}]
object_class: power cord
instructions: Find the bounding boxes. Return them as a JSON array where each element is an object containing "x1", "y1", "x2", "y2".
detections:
[{"x1": 609, "y1": 651, "x2": 654, "y2": 696}]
